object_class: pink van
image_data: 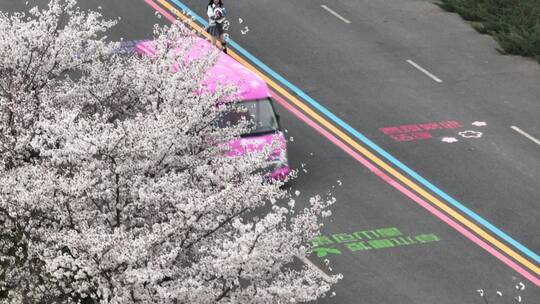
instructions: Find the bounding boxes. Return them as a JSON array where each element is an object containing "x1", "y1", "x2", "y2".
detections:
[{"x1": 135, "y1": 38, "x2": 290, "y2": 180}]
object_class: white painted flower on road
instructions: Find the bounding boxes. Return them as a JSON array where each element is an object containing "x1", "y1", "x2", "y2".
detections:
[
  {"x1": 459, "y1": 130, "x2": 482, "y2": 138},
  {"x1": 472, "y1": 121, "x2": 487, "y2": 127},
  {"x1": 441, "y1": 137, "x2": 458, "y2": 143}
]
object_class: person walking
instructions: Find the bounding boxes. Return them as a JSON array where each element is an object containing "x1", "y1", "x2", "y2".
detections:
[{"x1": 206, "y1": 0, "x2": 228, "y2": 53}]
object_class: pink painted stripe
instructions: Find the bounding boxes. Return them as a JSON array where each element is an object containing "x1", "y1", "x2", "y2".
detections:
[
  {"x1": 143, "y1": 0, "x2": 177, "y2": 22},
  {"x1": 135, "y1": 42, "x2": 154, "y2": 56},
  {"x1": 270, "y1": 92, "x2": 540, "y2": 286}
]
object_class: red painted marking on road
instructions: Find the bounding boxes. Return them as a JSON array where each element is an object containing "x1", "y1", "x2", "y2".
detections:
[
  {"x1": 411, "y1": 132, "x2": 433, "y2": 140},
  {"x1": 418, "y1": 122, "x2": 443, "y2": 131},
  {"x1": 380, "y1": 121, "x2": 463, "y2": 142},
  {"x1": 439, "y1": 120, "x2": 462, "y2": 129},
  {"x1": 379, "y1": 126, "x2": 402, "y2": 135},
  {"x1": 271, "y1": 92, "x2": 539, "y2": 286},
  {"x1": 389, "y1": 133, "x2": 415, "y2": 142},
  {"x1": 399, "y1": 124, "x2": 423, "y2": 133},
  {"x1": 390, "y1": 132, "x2": 432, "y2": 142}
]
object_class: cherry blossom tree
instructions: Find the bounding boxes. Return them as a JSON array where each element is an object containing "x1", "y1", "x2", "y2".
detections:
[{"x1": 0, "y1": 1, "x2": 338, "y2": 303}]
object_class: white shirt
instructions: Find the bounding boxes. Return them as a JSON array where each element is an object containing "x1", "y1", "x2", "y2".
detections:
[{"x1": 207, "y1": 4, "x2": 226, "y2": 26}]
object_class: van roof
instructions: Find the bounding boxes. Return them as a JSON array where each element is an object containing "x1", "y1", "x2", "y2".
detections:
[{"x1": 135, "y1": 37, "x2": 270, "y2": 101}]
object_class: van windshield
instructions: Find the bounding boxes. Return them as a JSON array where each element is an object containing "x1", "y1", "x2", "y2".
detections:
[{"x1": 218, "y1": 98, "x2": 279, "y2": 136}]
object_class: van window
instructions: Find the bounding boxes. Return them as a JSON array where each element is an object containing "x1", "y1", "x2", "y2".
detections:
[{"x1": 218, "y1": 98, "x2": 279, "y2": 136}]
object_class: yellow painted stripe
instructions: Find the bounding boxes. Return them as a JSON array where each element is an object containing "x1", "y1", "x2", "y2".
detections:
[{"x1": 157, "y1": 0, "x2": 540, "y2": 275}]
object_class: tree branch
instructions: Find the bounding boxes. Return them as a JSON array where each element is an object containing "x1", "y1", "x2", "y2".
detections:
[{"x1": 184, "y1": 207, "x2": 249, "y2": 250}]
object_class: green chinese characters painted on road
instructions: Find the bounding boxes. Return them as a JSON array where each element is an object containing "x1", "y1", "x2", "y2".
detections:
[{"x1": 308, "y1": 227, "x2": 440, "y2": 257}]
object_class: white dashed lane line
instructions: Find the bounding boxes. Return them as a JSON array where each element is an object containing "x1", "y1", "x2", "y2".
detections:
[
  {"x1": 511, "y1": 126, "x2": 540, "y2": 146},
  {"x1": 296, "y1": 255, "x2": 334, "y2": 282},
  {"x1": 320, "y1": 5, "x2": 351, "y2": 24},
  {"x1": 406, "y1": 59, "x2": 443, "y2": 83}
]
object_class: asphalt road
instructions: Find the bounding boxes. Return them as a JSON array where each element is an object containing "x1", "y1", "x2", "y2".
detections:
[{"x1": 3, "y1": 0, "x2": 539, "y2": 303}]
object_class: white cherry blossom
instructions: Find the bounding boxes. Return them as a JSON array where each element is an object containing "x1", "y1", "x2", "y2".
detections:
[{"x1": 0, "y1": 1, "x2": 338, "y2": 303}]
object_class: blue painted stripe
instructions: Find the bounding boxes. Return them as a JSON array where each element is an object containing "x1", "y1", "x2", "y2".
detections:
[{"x1": 167, "y1": 0, "x2": 540, "y2": 264}]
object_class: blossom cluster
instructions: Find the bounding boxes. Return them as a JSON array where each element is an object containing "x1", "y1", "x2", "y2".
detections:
[{"x1": 0, "y1": 1, "x2": 337, "y2": 303}]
